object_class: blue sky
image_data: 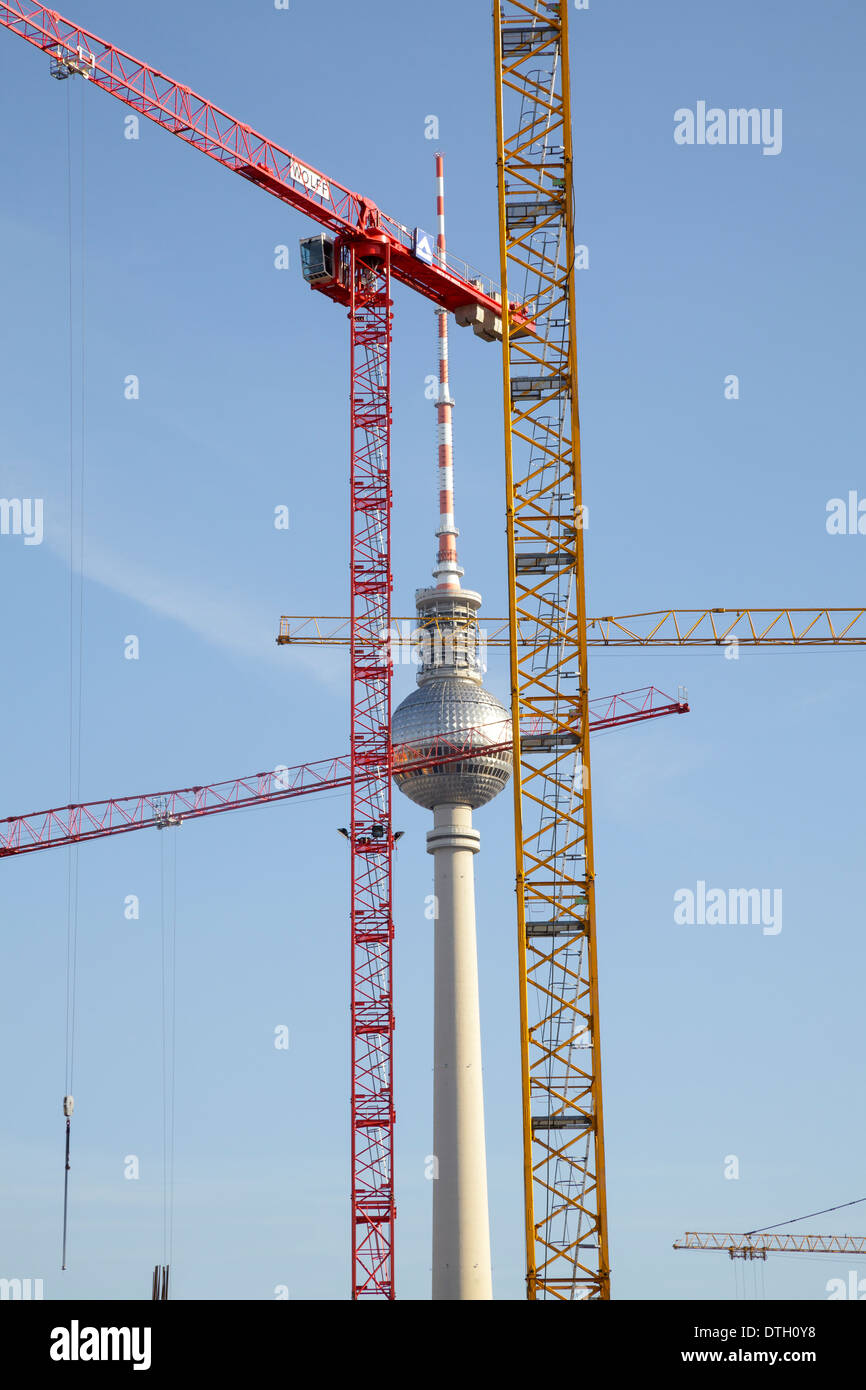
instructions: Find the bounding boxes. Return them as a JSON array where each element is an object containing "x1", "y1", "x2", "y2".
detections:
[{"x1": 1, "y1": 0, "x2": 864, "y2": 1301}]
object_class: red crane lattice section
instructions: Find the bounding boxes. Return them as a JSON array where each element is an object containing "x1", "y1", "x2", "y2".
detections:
[
  {"x1": 0, "y1": 758, "x2": 351, "y2": 856},
  {"x1": 0, "y1": 692, "x2": 689, "y2": 858},
  {"x1": 348, "y1": 243, "x2": 395, "y2": 1299}
]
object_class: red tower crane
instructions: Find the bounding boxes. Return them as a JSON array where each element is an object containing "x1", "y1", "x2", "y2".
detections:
[{"x1": 0, "y1": 0, "x2": 527, "y2": 1299}]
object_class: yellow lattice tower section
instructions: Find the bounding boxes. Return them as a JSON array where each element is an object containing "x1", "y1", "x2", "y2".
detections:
[{"x1": 494, "y1": 1, "x2": 610, "y2": 1300}]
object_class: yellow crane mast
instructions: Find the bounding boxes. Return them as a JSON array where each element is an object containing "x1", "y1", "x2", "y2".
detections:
[{"x1": 493, "y1": 0, "x2": 607, "y2": 1301}]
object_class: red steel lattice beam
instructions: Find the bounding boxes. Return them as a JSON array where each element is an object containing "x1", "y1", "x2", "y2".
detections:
[
  {"x1": 348, "y1": 241, "x2": 395, "y2": 1299},
  {"x1": 0, "y1": 692, "x2": 688, "y2": 858}
]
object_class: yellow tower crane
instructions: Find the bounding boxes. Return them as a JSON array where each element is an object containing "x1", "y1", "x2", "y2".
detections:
[{"x1": 491, "y1": 3, "x2": 865, "y2": 1303}]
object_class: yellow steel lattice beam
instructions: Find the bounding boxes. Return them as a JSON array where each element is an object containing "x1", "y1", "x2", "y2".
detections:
[
  {"x1": 276, "y1": 607, "x2": 866, "y2": 648},
  {"x1": 495, "y1": 0, "x2": 609, "y2": 1300},
  {"x1": 675, "y1": 1232, "x2": 866, "y2": 1256}
]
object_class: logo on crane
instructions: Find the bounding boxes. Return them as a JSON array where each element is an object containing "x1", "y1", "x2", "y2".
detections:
[
  {"x1": 413, "y1": 229, "x2": 434, "y2": 265},
  {"x1": 289, "y1": 159, "x2": 330, "y2": 202}
]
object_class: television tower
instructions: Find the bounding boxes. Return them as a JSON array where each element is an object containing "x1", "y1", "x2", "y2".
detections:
[{"x1": 392, "y1": 155, "x2": 511, "y2": 1300}]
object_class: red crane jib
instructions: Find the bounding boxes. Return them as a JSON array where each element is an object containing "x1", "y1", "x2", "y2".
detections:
[
  {"x1": 0, "y1": 2, "x2": 513, "y2": 324},
  {"x1": 0, "y1": 693, "x2": 688, "y2": 858}
]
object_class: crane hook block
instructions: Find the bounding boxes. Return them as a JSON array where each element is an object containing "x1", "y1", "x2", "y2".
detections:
[{"x1": 63, "y1": 1095, "x2": 74, "y2": 1117}]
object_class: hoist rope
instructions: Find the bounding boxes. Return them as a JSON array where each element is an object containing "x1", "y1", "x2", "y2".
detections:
[
  {"x1": 61, "y1": 75, "x2": 87, "y2": 1271},
  {"x1": 160, "y1": 831, "x2": 178, "y2": 1281}
]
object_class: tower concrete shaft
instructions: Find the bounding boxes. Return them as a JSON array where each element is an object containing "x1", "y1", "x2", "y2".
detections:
[{"x1": 428, "y1": 802, "x2": 492, "y2": 1300}]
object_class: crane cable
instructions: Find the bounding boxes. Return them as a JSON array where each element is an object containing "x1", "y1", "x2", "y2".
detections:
[
  {"x1": 160, "y1": 829, "x2": 178, "y2": 1292},
  {"x1": 61, "y1": 75, "x2": 87, "y2": 1273},
  {"x1": 744, "y1": 1195, "x2": 866, "y2": 1237}
]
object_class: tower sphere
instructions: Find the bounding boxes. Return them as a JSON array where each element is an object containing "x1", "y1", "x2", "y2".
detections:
[{"x1": 392, "y1": 676, "x2": 512, "y2": 810}]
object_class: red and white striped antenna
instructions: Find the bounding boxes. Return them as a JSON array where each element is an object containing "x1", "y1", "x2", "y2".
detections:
[{"x1": 433, "y1": 152, "x2": 461, "y2": 593}]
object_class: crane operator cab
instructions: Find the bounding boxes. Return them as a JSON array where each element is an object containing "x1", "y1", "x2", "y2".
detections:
[
  {"x1": 300, "y1": 234, "x2": 335, "y2": 285},
  {"x1": 299, "y1": 234, "x2": 358, "y2": 304}
]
